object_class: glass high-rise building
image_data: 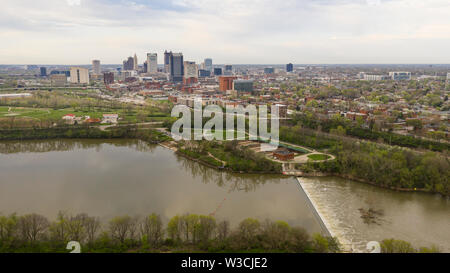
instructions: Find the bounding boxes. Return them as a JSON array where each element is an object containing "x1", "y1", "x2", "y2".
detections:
[
  {"x1": 224, "y1": 65, "x2": 232, "y2": 75},
  {"x1": 204, "y1": 58, "x2": 213, "y2": 71},
  {"x1": 286, "y1": 63, "x2": 293, "y2": 72},
  {"x1": 40, "y1": 67, "x2": 47, "y2": 77},
  {"x1": 169, "y1": 52, "x2": 184, "y2": 83},
  {"x1": 214, "y1": 68, "x2": 222, "y2": 76},
  {"x1": 123, "y1": 57, "x2": 134, "y2": 71},
  {"x1": 164, "y1": 51, "x2": 171, "y2": 73}
]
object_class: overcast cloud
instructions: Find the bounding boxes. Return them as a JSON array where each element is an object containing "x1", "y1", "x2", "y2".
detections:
[{"x1": 0, "y1": 0, "x2": 449, "y2": 64}]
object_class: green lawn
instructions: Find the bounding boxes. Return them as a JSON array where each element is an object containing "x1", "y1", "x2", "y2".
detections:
[
  {"x1": 0, "y1": 106, "x2": 175, "y2": 127},
  {"x1": 0, "y1": 107, "x2": 123, "y2": 122},
  {"x1": 307, "y1": 154, "x2": 331, "y2": 161}
]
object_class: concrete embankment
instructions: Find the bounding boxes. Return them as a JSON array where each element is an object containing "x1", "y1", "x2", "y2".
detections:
[{"x1": 295, "y1": 177, "x2": 352, "y2": 252}]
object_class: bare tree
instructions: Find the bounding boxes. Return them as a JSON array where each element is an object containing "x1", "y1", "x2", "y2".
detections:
[
  {"x1": 49, "y1": 211, "x2": 69, "y2": 242},
  {"x1": 109, "y1": 215, "x2": 138, "y2": 244},
  {"x1": 84, "y1": 216, "x2": 101, "y2": 244},
  {"x1": 18, "y1": 214, "x2": 50, "y2": 244},
  {"x1": 216, "y1": 220, "x2": 230, "y2": 242}
]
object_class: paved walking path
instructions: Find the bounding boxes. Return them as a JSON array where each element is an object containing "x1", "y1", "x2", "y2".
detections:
[{"x1": 98, "y1": 121, "x2": 163, "y2": 131}]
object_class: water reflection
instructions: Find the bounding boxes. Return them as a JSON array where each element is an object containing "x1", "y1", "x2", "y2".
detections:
[
  {"x1": 0, "y1": 139, "x2": 321, "y2": 233},
  {"x1": 177, "y1": 155, "x2": 284, "y2": 193},
  {"x1": 0, "y1": 139, "x2": 157, "y2": 154}
]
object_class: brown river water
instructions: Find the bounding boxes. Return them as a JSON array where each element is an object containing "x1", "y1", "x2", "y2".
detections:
[{"x1": 0, "y1": 139, "x2": 448, "y2": 252}]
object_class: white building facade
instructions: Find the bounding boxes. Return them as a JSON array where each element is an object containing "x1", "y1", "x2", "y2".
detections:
[
  {"x1": 70, "y1": 67, "x2": 90, "y2": 84},
  {"x1": 147, "y1": 53, "x2": 158, "y2": 73},
  {"x1": 184, "y1": 61, "x2": 198, "y2": 79}
]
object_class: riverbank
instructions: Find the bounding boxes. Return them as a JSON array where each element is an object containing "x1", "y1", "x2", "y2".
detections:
[
  {"x1": 175, "y1": 147, "x2": 284, "y2": 175},
  {"x1": 1, "y1": 126, "x2": 447, "y2": 197},
  {"x1": 0, "y1": 126, "x2": 171, "y2": 144},
  {"x1": 0, "y1": 212, "x2": 341, "y2": 254},
  {"x1": 0, "y1": 137, "x2": 447, "y2": 253},
  {"x1": 296, "y1": 170, "x2": 446, "y2": 197}
]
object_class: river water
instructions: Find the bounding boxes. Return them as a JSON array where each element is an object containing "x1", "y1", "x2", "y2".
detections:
[
  {"x1": 0, "y1": 139, "x2": 320, "y2": 232},
  {"x1": 299, "y1": 177, "x2": 450, "y2": 252},
  {"x1": 0, "y1": 139, "x2": 448, "y2": 252}
]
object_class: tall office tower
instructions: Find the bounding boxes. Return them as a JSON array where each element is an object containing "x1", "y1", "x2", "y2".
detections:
[
  {"x1": 214, "y1": 68, "x2": 222, "y2": 76},
  {"x1": 164, "y1": 50, "x2": 171, "y2": 73},
  {"x1": 40, "y1": 67, "x2": 47, "y2": 77},
  {"x1": 447, "y1": 72, "x2": 450, "y2": 81},
  {"x1": 183, "y1": 61, "x2": 198, "y2": 85},
  {"x1": 92, "y1": 60, "x2": 101, "y2": 75},
  {"x1": 143, "y1": 61, "x2": 148, "y2": 73},
  {"x1": 286, "y1": 63, "x2": 293, "y2": 72},
  {"x1": 204, "y1": 58, "x2": 213, "y2": 71},
  {"x1": 103, "y1": 72, "x2": 114, "y2": 85},
  {"x1": 133, "y1": 53, "x2": 138, "y2": 70},
  {"x1": 224, "y1": 65, "x2": 233, "y2": 75},
  {"x1": 70, "y1": 67, "x2": 90, "y2": 84},
  {"x1": 169, "y1": 52, "x2": 184, "y2": 83},
  {"x1": 123, "y1": 57, "x2": 134, "y2": 71},
  {"x1": 147, "y1": 53, "x2": 158, "y2": 73}
]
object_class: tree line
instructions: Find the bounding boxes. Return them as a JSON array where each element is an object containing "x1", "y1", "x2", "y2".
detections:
[
  {"x1": 290, "y1": 112, "x2": 449, "y2": 152},
  {"x1": 0, "y1": 212, "x2": 341, "y2": 253},
  {"x1": 294, "y1": 130, "x2": 450, "y2": 196},
  {"x1": 1, "y1": 212, "x2": 439, "y2": 253},
  {"x1": 0, "y1": 126, "x2": 170, "y2": 144}
]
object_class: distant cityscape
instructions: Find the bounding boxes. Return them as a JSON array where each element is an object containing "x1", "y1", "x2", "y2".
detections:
[{"x1": 1, "y1": 52, "x2": 448, "y2": 142}]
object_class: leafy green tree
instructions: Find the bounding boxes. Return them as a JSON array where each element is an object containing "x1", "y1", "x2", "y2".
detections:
[
  {"x1": 238, "y1": 218, "x2": 260, "y2": 248},
  {"x1": 0, "y1": 213, "x2": 18, "y2": 243},
  {"x1": 380, "y1": 239, "x2": 416, "y2": 253},
  {"x1": 167, "y1": 215, "x2": 182, "y2": 242},
  {"x1": 141, "y1": 213, "x2": 164, "y2": 247}
]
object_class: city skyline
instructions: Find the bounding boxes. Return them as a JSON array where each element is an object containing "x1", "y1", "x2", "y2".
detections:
[{"x1": 1, "y1": 0, "x2": 450, "y2": 65}]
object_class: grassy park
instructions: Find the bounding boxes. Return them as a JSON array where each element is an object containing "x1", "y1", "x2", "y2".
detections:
[{"x1": 307, "y1": 154, "x2": 331, "y2": 161}]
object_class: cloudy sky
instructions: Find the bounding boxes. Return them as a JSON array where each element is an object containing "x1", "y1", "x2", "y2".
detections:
[{"x1": 1, "y1": 0, "x2": 450, "y2": 64}]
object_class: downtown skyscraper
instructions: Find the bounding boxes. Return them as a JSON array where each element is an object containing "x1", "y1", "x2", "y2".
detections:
[
  {"x1": 204, "y1": 58, "x2": 212, "y2": 71},
  {"x1": 164, "y1": 50, "x2": 171, "y2": 73},
  {"x1": 147, "y1": 53, "x2": 158, "y2": 73},
  {"x1": 123, "y1": 56, "x2": 134, "y2": 71},
  {"x1": 92, "y1": 60, "x2": 101, "y2": 75},
  {"x1": 168, "y1": 52, "x2": 184, "y2": 83}
]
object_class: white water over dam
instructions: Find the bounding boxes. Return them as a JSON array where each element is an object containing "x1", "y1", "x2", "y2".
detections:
[{"x1": 298, "y1": 177, "x2": 450, "y2": 253}]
